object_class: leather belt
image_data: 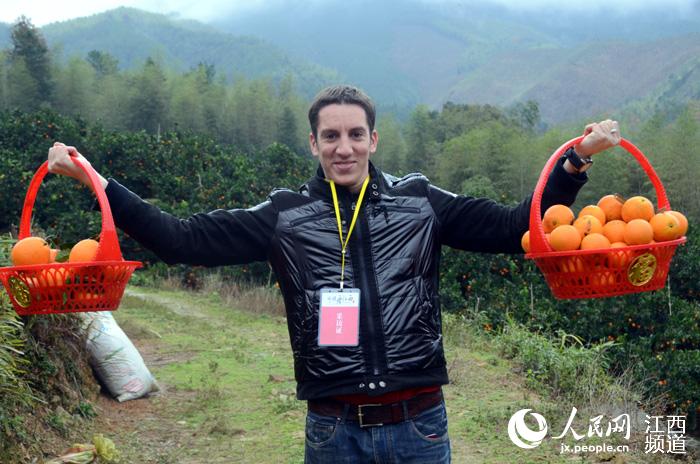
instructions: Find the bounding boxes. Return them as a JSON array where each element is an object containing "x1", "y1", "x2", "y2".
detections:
[{"x1": 307, "y1": 389, "x2": 443, "y2": 428}]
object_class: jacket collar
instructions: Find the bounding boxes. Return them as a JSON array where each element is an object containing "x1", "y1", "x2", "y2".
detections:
[{"x1": 303, "y1": 161, "x2": 388, "y2": 202}]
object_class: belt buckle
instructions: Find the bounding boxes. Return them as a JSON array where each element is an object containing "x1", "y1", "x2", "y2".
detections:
[{"x1": 357, "y1": 403, "x2": 384, "y2": 428}]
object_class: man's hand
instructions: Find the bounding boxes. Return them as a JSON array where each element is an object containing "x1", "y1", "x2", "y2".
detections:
[
  {"x1": 574, "y1": 119, "x2": 621, "y2": 157},
  {"x1": 48, "y1": 142, "x2": 108, "y2": 191}
]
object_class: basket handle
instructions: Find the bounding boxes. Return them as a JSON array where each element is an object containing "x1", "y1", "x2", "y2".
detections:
[
  {"x1": 529, "y1": 137, "x2": 672, "y2": 254},
  {"x1": 18, "y1": 156, "x2": 123, "y2": 261}
]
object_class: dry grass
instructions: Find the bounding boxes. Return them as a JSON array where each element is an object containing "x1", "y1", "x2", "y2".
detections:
[{"x1": 154, "y1": 272, "x2": 286, "y2": 317}]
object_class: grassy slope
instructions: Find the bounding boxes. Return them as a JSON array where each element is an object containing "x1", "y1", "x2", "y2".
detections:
[{"x1": 88, "y1": 286, "x2": 680, "y2": 463}]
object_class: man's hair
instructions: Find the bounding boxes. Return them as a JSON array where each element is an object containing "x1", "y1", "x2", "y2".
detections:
[{"x1": 308, "y1": 85, "x2": 376, "y2": 138}]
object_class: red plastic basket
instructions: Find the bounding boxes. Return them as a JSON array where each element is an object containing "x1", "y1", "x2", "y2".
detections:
[
  {"x1": 526, "y1": 137, "x2": 686, "y2": 299},
  {"x1": 0, "y1": 156, "x2": 142, "y2": 315}
]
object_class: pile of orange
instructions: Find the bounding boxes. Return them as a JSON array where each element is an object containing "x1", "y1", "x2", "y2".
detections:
[
  {"x1": 10, "y1": 237, "x2": 100, "y2": 291},
  {"x1": 11, "y1": 237, "x2": 99, "y2": 266},
  {"x1": 521, "y1": 194, "x2": 688, "y2": 253}
]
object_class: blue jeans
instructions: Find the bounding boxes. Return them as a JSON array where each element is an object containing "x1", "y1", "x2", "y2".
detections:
[{"x1": 304, "y1": 400, "x2": 451, "y2": 463}]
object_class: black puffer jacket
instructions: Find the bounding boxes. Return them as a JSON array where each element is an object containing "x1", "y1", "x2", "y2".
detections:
[{"x1": 106, "y1": 160, "x2": 586, "y2": 400}]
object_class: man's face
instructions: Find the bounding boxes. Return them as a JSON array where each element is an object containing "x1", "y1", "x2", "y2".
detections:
[{"x1": 310, "y1": 104, "x2": 378, "y2": 192}]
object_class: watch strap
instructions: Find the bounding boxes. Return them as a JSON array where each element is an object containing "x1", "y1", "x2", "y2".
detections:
[{"x1": 564, "y1": 147, "x2": 593, "y2": 172}]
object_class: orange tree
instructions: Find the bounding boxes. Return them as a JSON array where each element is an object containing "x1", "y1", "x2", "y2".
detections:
[{"x1": 0, "y1": 109, "x2": 313, "y2": 282}]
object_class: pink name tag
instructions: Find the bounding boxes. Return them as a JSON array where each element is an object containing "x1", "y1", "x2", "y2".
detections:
[{"x1": 318, "y1": 288, "x2": 360, "y2": 346}]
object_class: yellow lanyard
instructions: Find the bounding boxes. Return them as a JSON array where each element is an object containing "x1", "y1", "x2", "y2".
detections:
[{"x1": 329, "y1": 176, "x2": 370, "y2": 290}]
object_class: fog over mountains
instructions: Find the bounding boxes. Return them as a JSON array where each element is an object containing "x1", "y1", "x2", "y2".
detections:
[
  {"x1": 212, "y1": 0, "x2": 700, "y2": 122},
  {"x1": 2, "y1": 0, "x2": 699, "y2": 124}
]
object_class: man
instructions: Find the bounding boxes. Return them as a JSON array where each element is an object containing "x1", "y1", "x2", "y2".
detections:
[{"x1": 49, "y1": 85, "x2": 620, "y2": 463}]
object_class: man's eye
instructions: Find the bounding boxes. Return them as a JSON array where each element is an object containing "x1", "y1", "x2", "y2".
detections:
[
  {"x1": 352, "y1": 132, "x2": 364, "y2": 139},
  {"x1": 325, "y1": 134, "x2": 337, "y2": 140}
]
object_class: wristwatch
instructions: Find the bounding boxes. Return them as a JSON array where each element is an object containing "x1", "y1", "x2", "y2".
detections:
[{"x1": 564, "y1": 147, "x2": 593, "y2": 173}]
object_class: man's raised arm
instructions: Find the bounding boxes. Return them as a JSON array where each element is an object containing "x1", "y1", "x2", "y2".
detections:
[{"x1": 48, "y1": 143, "x2": 276, "y2": 266}]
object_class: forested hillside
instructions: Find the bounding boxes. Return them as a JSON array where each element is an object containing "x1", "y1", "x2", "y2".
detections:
[
  {"x1": 1, "y1": 8, "x2": 340, "y2": 98},
  {"x1": 445, "y1": 34, "x2": 700, "y2": 124}
]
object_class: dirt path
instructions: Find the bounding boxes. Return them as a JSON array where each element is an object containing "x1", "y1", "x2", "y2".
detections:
[
  {"x1": 90, "y1": 326, "x2": 197, "y2": 462},
  {"x1": 89, "y1": 288, "x2": 309, "y2": 463}
]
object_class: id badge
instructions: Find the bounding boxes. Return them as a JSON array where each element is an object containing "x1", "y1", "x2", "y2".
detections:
[{"x1": 318, "y1": 288, "x2": 360, "y2": 347}]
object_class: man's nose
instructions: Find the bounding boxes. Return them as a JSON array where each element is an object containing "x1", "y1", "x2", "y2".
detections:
[{"x1": 336, "y1": 135, "x2": 353, "y2": 155}]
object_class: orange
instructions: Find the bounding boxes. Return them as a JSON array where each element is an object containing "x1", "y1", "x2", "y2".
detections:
[
  {"x1": 561, "y1": 257, "x2": 583, "y2": 273},
  {"x1": 69, "y1": 239, "x2": 99, "y2": 263},
  {"x1": 549, "y1": 225, "x2": 581, "y2": 251},
  {"x1": 28, "y1": 269, "x2": 63, "y2": 288},
  {"x1": 580, "y1": 233, "x2": 611, "y2": 250},
  {"x1": 607, "y1": 242, "x2": 630, "y2": 269},
  {"x1": 601, "y1": 274, "x2": 616, "y2": 286},
  {"x1": 667, "y1": 211, "x2": 688, "y2": 237},
  {"x1": 621, "y1": 196, "x2": 654, "y2": 222},
  {"x1": 578, "y1": 205, "x2": 607, "y2": 226},
  {"x1": 10, "y1": 237, "x2": 51, "y2": 266},
  {"x1": 597, "y1": 194, "x2": 624, "y2": 222},
  {"x1": 573, "y1": 215, "x2": 603, "y2": 238},
  {"x1": 39, "y1": 269, "x2": 59, "y2": 287},
  {"x1": 521, "y1": 231, "x2": 530, "y2": 253},
  {"x1": 543, "y1": 205, "x2": 574, "y2": 233},
  {"x1": 592, "y1": 273, "x2": 616, "y2": 286},
  {"x1": 50, "y1": 249, "x2": 59, "y2": 263},
  {"x1": 602, "y1": 220, "x2": 626, "y2": 243},
  {"x1": 71, "y1": 291, "x2": 101, "y2": 307},
  {"x1": 103, "y1": 264, "x2": 127, "y2": 284},
  {"x1": 650, "y1": 212, "x2": 681, "y2": 242},
  {"x1": 26, "y1": 276, "x2": 42, "y2": 290},
  {"x1": 76, "y1": 291, "x2": 100, "y2": 300},
  {"x1": 624, "y1": 219, "x2": 653, "y2": 245}
]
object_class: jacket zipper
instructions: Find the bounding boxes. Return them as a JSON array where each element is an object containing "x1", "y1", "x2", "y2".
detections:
[{"x1": 351, "y1": 200, "x2": 388, "y2": 377}]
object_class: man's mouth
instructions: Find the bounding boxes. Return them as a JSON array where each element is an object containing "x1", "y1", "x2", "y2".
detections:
[{"x1": 334, "y1": 160, "x2": 356, "y2": 171}]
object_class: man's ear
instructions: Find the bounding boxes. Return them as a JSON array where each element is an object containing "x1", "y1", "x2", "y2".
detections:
[
  {"x1": 309, "y1": 132, "x2": 319, "y2": 157},
  {"x1": 369, "y1": 129, "x2": 379, "y2": 154}
]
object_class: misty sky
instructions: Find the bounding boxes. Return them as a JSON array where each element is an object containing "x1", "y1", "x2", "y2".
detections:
[{"x1": 1, "y1": 0, "x2": 697, "y2": 27}]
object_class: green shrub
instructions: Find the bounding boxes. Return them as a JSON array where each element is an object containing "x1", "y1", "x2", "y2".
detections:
[
  {"x1": 496, "y1": 318, "x2": 622, "y2": 407},
  {"x1": 0, "y1": 237, "x2": 32, "y2": 410}
]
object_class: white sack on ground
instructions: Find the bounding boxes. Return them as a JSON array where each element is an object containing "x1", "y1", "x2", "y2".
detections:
[{"x1": 79, "y1": 311, "x2": 159, "y2": 402}]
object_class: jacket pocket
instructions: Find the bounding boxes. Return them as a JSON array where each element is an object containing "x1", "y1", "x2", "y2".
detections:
[
  {"x1": 290, "y1": 210, "x2": 335, "y2": 227},
  {"x1": 371, "y1": 204, "x2": 421, "y2": 221},
  {"x1": 411, "y1": 277, "x2": 439, "y2": 337},
  {"x1": 383, "y1": 205, "x2": 420, "y2": 213}
]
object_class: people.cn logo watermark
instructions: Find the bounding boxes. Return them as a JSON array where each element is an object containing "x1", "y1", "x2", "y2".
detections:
[
  {"x1": 507, "y1": 407, "x2": 687, "y2": 455},
  {"x1": 507, "y1": 409, "x2": 548, "y2": 449}
]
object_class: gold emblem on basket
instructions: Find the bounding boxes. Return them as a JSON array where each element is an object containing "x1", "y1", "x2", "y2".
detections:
[
  {"x1": 627, "y1": 253, "x2": 657, "y2": 286},
  {"x1": 8, "y1": 276, "x2": 31, "y2": 308}
]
